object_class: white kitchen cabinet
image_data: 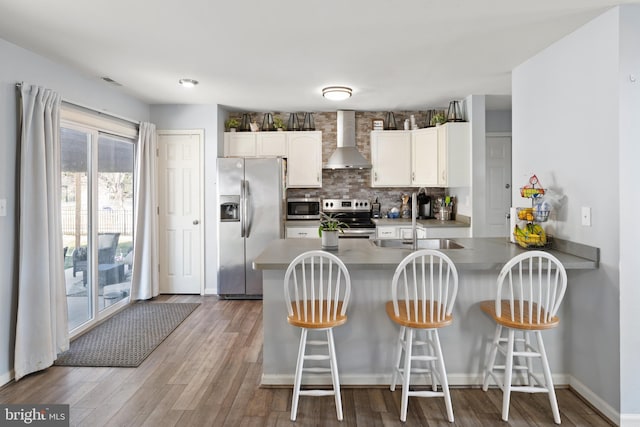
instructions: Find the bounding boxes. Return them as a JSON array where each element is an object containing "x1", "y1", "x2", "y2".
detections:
[
  {"x1": 224, "y1": 132, "x2": 257, "y2": 157},
  {"x1": 286, "y1": 226, "x2": 319, "y2": 239},
  {"x1": 371, "y1": 131, "x2": 412, "y2": 187},
  {"x1": 399, "y1": 227, "x2": 427, "y2": 239},
  {"x1": 287, "y1": 131, "x2": 322, "y2": 188},
  {"x1": 437, "y1": 123, "x2": 470, "y2": 187},
  {"x1": 376, "y1": 226, "x2": 399, "y2": 239},
  {"x1": 426, "y1": 227, "x2": 470, "y2": 238},
  {"x1": 257, "y1": 132, "x2": 287, "y2": 157},
  {"x1": 411, "y1": 127, "x2": 439, "y2": 186}
]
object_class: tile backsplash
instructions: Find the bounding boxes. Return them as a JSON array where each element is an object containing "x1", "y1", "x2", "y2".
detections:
[{"x1": 228, "y1": 110, "x2": 447, "y2": 215}]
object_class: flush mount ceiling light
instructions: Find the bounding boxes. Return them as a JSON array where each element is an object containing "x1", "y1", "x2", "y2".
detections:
[
  {"x1": 322, "y1": 86, "x2": 352, "y2": 101},
  {"x1": 179, "y1": 78, "x2": 199, "y2": 88}
]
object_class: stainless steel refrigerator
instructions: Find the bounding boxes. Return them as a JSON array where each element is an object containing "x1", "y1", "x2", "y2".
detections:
[{"x1": 217, "y1": 158, "x2": 284, "y2": 297}]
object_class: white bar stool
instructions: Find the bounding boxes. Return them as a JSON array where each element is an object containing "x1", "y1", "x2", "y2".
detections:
[
  {"x1": 387, "y1": 249, "x2": 459, "y2": 423},
  {"x1": 284, "y1": 250, "x2": 351, "y2": 422},
  {"x1": 480, "y1": 250, "x2": 568, "y2": 424}
]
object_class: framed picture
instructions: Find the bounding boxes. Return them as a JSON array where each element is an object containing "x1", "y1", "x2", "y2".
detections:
[{"x1": 372, "y1": 119, "x2": 384, "y2": 131}]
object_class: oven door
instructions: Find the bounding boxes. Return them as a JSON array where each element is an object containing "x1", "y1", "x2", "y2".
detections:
[{"x1": 339, "y1": 228, "x2": 376, "y2": 239}]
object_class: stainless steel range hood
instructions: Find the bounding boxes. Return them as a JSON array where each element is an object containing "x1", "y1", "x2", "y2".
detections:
[{"x1": 323, "y1": 110, "x2": 372, "y2": 169}]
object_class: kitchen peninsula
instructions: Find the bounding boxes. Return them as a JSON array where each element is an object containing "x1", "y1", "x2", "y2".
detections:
[{"x1": 254, "y1": 238, "x2": 598, "y2": 386}]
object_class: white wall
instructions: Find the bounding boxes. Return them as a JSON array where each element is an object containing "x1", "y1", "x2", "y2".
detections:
[
  {"x1": 513, "y1": 6, "x2": 635, "y2": 421},
  {"x1": 617, "y1": 5, "x2": 640, "y2": 421},
  {"x1": 150, "y1": 105, "x2": 222, "y2": 295},
  {"x1": 0, "y1": 38, "x2": 150, "y2": 385},
  {"x1": 486, "y1": 110, "x2": 512, "y2": 133}
]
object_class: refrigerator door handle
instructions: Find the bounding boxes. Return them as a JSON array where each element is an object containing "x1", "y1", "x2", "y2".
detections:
[
  {"x1": 245, "y1": 179, "x2": 251, "y2": 238},
  {"x1": 240, "y1": 179, "x2": 246, "y2": 237}
]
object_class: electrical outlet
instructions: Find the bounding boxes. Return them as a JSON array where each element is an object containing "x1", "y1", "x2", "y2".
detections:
[
  {"x1": 0, "y1": 199, "x2": 6, "y2": 217},
  {"x1": 581, "y1": 207, "x2": 591, "y2": 226}
]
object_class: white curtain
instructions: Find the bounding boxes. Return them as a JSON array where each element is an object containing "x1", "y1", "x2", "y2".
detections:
[
  {"x1": 14, "y1": 83, "x2": 69, "y2": 381},
  {"x1": 130, "y1": 122, "x2": 159, "y2": 300}
]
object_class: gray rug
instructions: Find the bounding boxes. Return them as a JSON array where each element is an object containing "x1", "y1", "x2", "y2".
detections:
[{"x1": 55, "y1": 302, "x2": 200, "y2": 367}]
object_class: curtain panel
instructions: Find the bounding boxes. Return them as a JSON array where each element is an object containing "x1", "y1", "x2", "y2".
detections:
[
  {"x1": 14, "y1": 83, "x2": 69, "y2": 381},
  {"x1": 130, "y1": 122, "x2": 159, "y2": 300}
]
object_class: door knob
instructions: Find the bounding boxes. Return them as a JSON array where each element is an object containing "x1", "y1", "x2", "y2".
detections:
[
  {"x1": 505, "y1": 184, "x2": 511, "y2": 189},
  {"x1": 193, "y1": 220, "x2": 200, "y2": 225}
]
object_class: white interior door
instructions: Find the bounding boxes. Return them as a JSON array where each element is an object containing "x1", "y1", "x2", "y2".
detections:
[
  {"x1": 485, "y1": 134, "x2": 512, "y2": 236},
  {"x1": 157, "y1": 130, "x2": 204, "y2": 294}
]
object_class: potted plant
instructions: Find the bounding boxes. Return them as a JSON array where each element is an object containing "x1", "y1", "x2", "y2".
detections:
[
  {"x1": 273, "y1": 116, "x2": 286, "y2": 131},
  {"x1": 318, "y1": 212, "x2": 348, "y2": 250},
  {"x1": 225, "y1": 118, "x2": 240, "y2": 132},
  {"x1": 430, "y1": 112, "x2": 447, "y2": 127}
]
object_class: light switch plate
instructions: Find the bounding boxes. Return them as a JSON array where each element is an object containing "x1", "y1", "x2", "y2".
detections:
[
  {"x1": 581, "y1": 206, "x2": 591, "y2": 226},
  {"x1": 0, "y1": 199, "x2": 6, "y2": 217}
]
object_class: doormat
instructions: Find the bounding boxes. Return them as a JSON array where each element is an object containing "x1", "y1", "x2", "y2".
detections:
[{"x1": 54, "y1": 301, "x2": 200, "y2": 367}]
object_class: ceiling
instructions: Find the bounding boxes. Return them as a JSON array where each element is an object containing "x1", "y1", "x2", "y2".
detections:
[{"x1": 1, "y1": 0, "x2": 637, "y2": 112}]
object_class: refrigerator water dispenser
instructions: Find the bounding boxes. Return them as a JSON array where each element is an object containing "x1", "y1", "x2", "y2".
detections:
[{"x1": 220, "y1": 196, "x2": 240, "y2": 221}]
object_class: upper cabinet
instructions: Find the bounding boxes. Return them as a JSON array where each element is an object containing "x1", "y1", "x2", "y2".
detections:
[
  {"x1": 286, "y1": 131, "x2": 322, "y2": 188},
  {"x1": 411, "y1": 127, "x2": 439, "y2": 186},
  {"x1": 437, "y1": 122, "x2": 470, "y2": 187},
  {"x1": 370, "y1": 131, "x2": 412, "y2": 187},
  {"x1": 224, "y1": 132, "x2": 257, "y2": 157},
  {"x1": 223, "y1": 130, "x2": 322, "y2": 188},
  {"x1": 224, "y1": 132, "x2": 287, "y2": 157},
  {"x1": 371, "y1": 123, "x2": 470, "y2": 188}
]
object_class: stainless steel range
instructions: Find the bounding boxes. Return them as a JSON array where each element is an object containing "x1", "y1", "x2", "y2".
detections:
[{"x1": 322, "y1": 199, "x2": 375, "y2": 239}]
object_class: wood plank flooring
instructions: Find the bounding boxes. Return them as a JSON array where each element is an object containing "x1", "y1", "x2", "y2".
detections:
[{"x1": 0, "y1": 296, "x2": 614, "y2": 426}]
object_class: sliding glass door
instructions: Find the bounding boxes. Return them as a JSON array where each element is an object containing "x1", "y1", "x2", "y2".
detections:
[{"x1": 61, "y1": 124, "x2": 135, "y2": 334}]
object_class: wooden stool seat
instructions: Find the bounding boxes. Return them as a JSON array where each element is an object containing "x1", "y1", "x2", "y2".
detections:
[
  {"x1": 385, "y1": 300, "x2": 452, "y2": 329},
  {"x1": 287, "y1": 301, "x2": 347, "y2": 329},
  {"x1": 479, "y1": 300, "x2": 559, "y2": 330}
]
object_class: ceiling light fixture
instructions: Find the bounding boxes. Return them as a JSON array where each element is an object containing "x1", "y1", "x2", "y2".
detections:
[
  {"x1": 322, "y1": 86, "x2": 352, "y2": 101},
  {"x1": 179, "y1": 78, "x2": 199, "y2": 88}
]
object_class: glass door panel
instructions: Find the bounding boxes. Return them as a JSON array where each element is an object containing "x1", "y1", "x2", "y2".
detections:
[
  {"x1": 61, "y1": 127, "x2": 92, "y2": 330},
  {"x1": 97, "y1": 134, "x2": 134, "y2": 311}
]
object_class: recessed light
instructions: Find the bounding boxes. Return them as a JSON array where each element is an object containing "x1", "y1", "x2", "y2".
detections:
[
  {"x1": 179, "y1": 79, "x2": 199, "y2": 88},
  {"x1": 322, "y1": 86, "x2": 352, "y2": 101}
]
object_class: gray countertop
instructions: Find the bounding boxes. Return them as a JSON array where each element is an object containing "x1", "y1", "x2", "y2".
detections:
[{"x1": 253, "y1": 237, "x2": 599, "y2": 271}]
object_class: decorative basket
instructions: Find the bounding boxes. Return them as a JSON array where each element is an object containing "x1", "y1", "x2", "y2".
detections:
[
  {"x1": 513, "y1": 232, "x2": 551, "y2": 249},
  {"x1": 520, "y1": 187, "x2": 545, "y2": 198}
]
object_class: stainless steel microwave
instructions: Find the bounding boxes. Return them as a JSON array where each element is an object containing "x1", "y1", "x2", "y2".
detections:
[{"x1": 287, "y1": 198, "x2": 321, "y2": 220}]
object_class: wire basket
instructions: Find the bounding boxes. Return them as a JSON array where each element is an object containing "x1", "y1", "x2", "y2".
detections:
[
  {"x1": 520, "y1": 187, "x2": 545, "y2": 198},
  {"x1": 516, "y1": 207, "x2": 550, "y2": 222},
  {"x1": 513, "y1": 232, "x2": 551, "y2": 249}
]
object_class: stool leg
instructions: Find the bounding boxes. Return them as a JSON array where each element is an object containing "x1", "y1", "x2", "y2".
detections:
[
  {"x1": 523, "y1": 331, "x2": 535, "y2": 386},
  {"x1": 433, "y1": 329, "x2": 454, "y2": 422},
  {"x1": 427, "y1": 330, "x2": 438, "y2": 392},
  {"x1": 390, "y1": 326, "x2": 405, "y2": 392},
  {"x1": 502, "y1": 328, "x2": 515, "y2": 421},
  {"x1": 536, "y1": 331, "x2": 561, "y2": 424},
  {"x1": 400, "y1": 328, "x2": 413, "y2": 422},
  {"x1": 327, "y1": 329, "x2": 343, "y2": 421},
  {"x1": 482, "y1": 324, "x2": 502, "y2": 391},
  {"x1": 291, "y1": 328, "x2": 308, "y2": 421}
]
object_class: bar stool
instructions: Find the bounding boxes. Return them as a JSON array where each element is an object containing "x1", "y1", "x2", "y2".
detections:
[
  {"x1": 480, "y1": 251, "x2": 567, "y2": 424},
  {"x1": 387, "y1": 249, "x2": 459, "y2": 422},
  {"x1": 284, "y1": 250, "x2": 352, "y2": 421}
]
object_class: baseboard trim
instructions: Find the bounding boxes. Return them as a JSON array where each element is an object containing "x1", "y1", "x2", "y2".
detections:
[
  {"x1": 620, "y1": 414, "x2": 640, "y2": 427},
  {"x1": 0, "y1": 370, "x2": 14, "y2": 389},
  {"x1": 569, "y1": 376, "x2": 620, "y2": 426},
  {"x1": 261, "y1": 373, "x2": 570, "y2": 387}
]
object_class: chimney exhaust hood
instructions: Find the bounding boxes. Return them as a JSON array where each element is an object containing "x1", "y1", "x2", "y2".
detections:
[{"x1": 323, "y1": 110, "x2": 372, "y2": 170}]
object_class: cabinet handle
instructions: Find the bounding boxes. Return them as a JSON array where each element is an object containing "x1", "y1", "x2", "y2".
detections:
[
  {"x1": 374, "y1": 172, "x2": 378, "y2": 182},
  {"x1": 412, "y1": 172, "x2": 415, "y2": 181}
]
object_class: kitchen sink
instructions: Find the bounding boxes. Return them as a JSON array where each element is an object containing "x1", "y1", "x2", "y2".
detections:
[{"x1": 370, "y1": 238, "x2": 464, "y2": 250}]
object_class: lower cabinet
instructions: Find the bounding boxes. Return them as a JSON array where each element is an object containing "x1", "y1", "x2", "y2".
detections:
[{"x1": 286, "y1": 226, "x2": 319, "y2": 239}]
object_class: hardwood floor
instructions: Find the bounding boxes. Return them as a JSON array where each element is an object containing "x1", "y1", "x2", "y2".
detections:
[{"x1": 0, "y1": 296, "x2": 614, "y2": 426}]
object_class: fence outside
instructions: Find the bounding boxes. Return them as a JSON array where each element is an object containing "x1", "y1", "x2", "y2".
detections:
[{"x1": 62, "y1": 207, "x2": 133, "y2": 236}]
